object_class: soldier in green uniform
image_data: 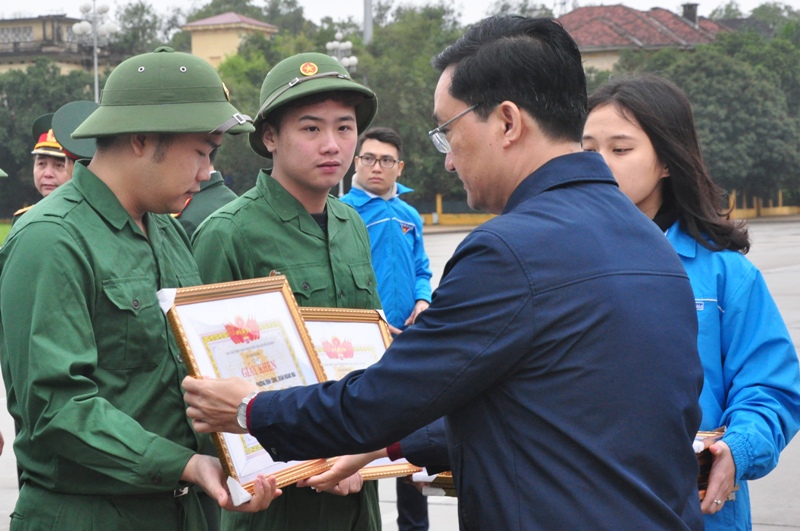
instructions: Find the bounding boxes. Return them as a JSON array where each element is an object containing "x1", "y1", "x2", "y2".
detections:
[
  {"x1": 176, "y1": 148, "x2": 238, "y2": 239},
  {"x1": 192, "y1": 52, "x2": 382, "y2": 531},
  {"x1": 52, "y1": 99, "x2": 99, "y2": 176},
  {"x1": 0, "y1": 47, "x2": 278, "y2": 531}
]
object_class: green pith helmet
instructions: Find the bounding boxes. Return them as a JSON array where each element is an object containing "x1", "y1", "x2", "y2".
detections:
[
  {"x1": 249, "y1": 52, "x2": 377, "y2": 159},
  {"x1": 52, "y1": 101, "x2": 99, "y2": 160},
  {"x1": 73, "y1": 47, "x2": 254, "y2": 139}
]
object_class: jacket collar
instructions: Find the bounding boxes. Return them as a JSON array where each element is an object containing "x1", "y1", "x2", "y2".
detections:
[
  {"x1": 256, "y1": 170, "x2": 350, "y2": 239},
  {"x1": 665, "y1": 221, "x2": 697, "y2": 259},
  {"x1": 345, "y1": 181, "x2": 413, "y2": 207},
  {"x1": 71, "y1": 161, "x2": 135, "y2": 232},
  {"x1": 503, "y1": 152, "x2": 617, "y2": 214}
]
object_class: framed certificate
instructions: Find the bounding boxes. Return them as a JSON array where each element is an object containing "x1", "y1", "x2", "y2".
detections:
[
  {"x1": 299, "y1": 307, "x2": 392, "y2": 380},
  {"x1": 167, "y1": 276, "x2": 329, "y2": 491},
  {"x1": 300, "y1": 307, "x2": 421, "y2": 480}
]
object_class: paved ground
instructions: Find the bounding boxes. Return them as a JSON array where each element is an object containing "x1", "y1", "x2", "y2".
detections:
[{"x1": 2, "y1": 218, "x2": 800, "y2": 530}]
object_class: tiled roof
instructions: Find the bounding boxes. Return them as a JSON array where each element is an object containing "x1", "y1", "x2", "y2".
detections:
[
  {"x1": 558, "y1": 4, "x2": 728, "y2": 51},
  {"x1": 183, "y1": 11, "x2": 277, "y2": 30}
]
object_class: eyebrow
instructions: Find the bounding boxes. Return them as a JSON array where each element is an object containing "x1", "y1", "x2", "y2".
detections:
[
  {"x1": 582, "y1": 133, "x2": 636, "y2": 141},
  {"x1": 205, "y1": 138, "x2": 222, "y2": 150},
  {"x1": 297, "y1": 114, "x2": 356, "y2": 123}
]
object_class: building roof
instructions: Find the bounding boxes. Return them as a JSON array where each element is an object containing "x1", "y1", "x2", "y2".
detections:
[
  {"x1": 558, "y1": 4, "x2": 728, "y2": 52},
  {"x1": 182, "y1": 12, "x2": 277, "y2": 32}
]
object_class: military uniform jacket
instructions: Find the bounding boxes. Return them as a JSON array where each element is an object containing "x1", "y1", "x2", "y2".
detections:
[
  {"x1": 192, "y1": 171, "x2": 381, "y2": 531},
  {"x1": 176, "y1": 171, "x2": 237, "y2": 240},
  {"x1": 0, "y1": 163, "x2": 203, "y2": 496}
]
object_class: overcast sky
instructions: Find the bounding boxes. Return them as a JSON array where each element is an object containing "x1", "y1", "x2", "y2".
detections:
[{"x1": 6, "y1": 0, "x2": 787, "y2": 28}]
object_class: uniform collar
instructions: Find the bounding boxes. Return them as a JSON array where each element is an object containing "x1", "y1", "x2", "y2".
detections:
[
  {"x1": 257, "y1": 170, "x2": 350, "y2": 239},
  {"x1": 503, "y1": 152, "x2": 617, "y2": 214},
  {"x1": 71, "y1": 161, "x2": 134, "y2": 231}
]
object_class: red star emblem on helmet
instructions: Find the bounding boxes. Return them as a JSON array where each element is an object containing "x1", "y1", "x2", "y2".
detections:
[{"x1": 300, "y1": 62, "x2": 318, "y2": 76}]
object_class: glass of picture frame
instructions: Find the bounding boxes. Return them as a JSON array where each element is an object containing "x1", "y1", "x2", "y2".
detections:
[
  {"x1": 167, "y1": 276, "x2": 330, "y2": 492},
  {"x1": 299, "y1": 307, "x2": 422, "y2": 480}
]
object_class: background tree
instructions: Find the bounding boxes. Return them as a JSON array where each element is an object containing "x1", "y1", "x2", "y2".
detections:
[
  {"x1": 0, "y1": 61, "x2": 93, "y2": 216},
  {"x1": 110, "y1": 0, "x2": 165, "y2": 55}
]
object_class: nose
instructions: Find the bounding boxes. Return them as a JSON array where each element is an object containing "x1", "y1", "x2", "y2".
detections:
[
  {"x1": 444, "y1": 152, "x2": 456, "y2": 173},
  {"x1": 320, "y1": 130, "x2": 341, "y2": 155},
  {"x1": 198, "y1": 165, "x2": 212, "y2": 182}
]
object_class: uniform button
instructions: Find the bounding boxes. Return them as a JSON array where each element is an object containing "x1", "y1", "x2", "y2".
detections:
[
  {"x1": 338, "y1": 290, "x2": 345, "y2": 298},
  {"x1": 132, "y1": 298, "x2": 140, "y2": 309},
  {"x1": 367, "y1": 278, "x2": 372, "y2": 287},
  {"x1": 152, "y1": 475, "x2": 163, "y2": 485},
  {"x1": 302, "y1": 282, "x2": 310, "y2": 291}
]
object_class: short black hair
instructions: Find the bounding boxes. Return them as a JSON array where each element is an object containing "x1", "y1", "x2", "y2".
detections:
[
  {"x1": 356, "y1": 127, "x2": 403, "y2": 159},
  {"x1": 432, "y1": 16, "x2": 587, "y2": 142}
]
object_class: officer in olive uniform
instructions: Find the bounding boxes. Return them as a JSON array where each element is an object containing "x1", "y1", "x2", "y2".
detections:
[
  {"x1": 0, "y1": 47, "x2": 278, "y2": 531},
  {"x1": 12, "y1": 114, "x2": 69, "y2": 223},
  {"x1": 192, "y1": 52, "x2": 382, "y2": 531}
]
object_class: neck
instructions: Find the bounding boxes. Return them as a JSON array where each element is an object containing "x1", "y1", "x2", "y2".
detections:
[
  {"x1": 351, "y1": 177, "x2": 397, "y2": 200},
  {"x1": 87, "y1": 153, "x2": 147, "y2": 232},
  {"x1": 270, "y1": 173, "x2": 329, "y2": 214}
]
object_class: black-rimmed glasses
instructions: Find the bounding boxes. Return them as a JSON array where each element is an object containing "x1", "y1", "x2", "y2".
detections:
[
  {"x1": 428, "y1": 104, "x2": 479, "y2": 154},
  {"x1": 357, "y1": 155, "x2": 400, "y2": 169}
]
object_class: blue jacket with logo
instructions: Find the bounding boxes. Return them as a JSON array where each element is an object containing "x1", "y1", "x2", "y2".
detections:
[
  {"x1": 249, "y1": 153, "x2": 704, "y2": 530},
  {"x1": 340, "y1": 184, "x2": 432, "y2": 330},
  {"x1": 666, "y1": 221, "x2": 800, "y2": 531}
]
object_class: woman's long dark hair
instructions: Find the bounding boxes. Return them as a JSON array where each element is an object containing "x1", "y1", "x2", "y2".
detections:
[{"x1": 588, "y1": 74, "x2": 749, "y2": 253}]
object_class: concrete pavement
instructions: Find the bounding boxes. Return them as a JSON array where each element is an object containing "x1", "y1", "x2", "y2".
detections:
[{"x1": 2, "y1": 218, "x2": 800, "y2": 530}]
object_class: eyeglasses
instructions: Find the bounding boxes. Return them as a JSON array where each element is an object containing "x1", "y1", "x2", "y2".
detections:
[
  {"x1": 428, "y1": 104, "x2": 479, "y2": 154},
  {"x1": 357, "y1": 154, "x2": 400, "y2": 169}
]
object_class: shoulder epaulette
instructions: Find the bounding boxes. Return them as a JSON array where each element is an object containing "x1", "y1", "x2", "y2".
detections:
[{"x1": 13, "y1": 205, "x2": 34, "y2": 217}]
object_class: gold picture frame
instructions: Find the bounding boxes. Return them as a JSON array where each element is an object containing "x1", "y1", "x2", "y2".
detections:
[
  {"x1": 167, "y1": 276, "x2": 329, "y2": 492},
  {"x1": 300, "y1": 307, "x2": 421, "y2": 480}
]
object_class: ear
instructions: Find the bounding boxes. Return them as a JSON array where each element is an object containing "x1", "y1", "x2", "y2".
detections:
[
  {"x1": 396, "y1": 160, "x2": 405, "y2": 177},
  {"x1": 496, "y1": 101, "x2": 523, "y2": 148},
  {"x1": 262, "y1": 124, "x2": 278, "y2": 155},
  {"x1": 129, "y1": 134, "x2": 149, "y2": 157},
  {"x1": 660, "y1": 163, "x2": 670, "y2": 179}
]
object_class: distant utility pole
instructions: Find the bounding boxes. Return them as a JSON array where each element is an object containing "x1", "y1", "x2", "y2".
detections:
[{"x1": 364, "y1": 0, "x2": 373, "y2": 45}]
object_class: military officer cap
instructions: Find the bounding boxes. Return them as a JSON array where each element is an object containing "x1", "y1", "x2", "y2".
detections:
[
  {"x1": 73, "y1": 46, "x2": 254, "y2": 139},
  {"x1": 31, "y1": 113, "x2": 66, "y2": 159},
  {"x1": 249, "y1": 52, "x2": 377, "y2": 158},
  {"x1": 52, "y1": 101, "x2": 99, "y2": 160}
]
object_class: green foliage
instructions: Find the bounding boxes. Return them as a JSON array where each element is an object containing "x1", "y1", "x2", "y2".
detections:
[
  {"x1": 709, "y1": 1, "x2": 744, "y2": 20},
  {"x1": 0, "y1": 60, "x2": 93, "y2": 217},
  {"x1": 110, "y1": 0, "x2": 165, "y2": 55},
  {"x1": 485, "y1": 0, "x2": 554, "y2": 18},
  {"x1": 750, "y1": 2, "x2": 800, "y2": 32},
  {"x1": 188, "y1": 0, "x2": 266, "y2": 22}
]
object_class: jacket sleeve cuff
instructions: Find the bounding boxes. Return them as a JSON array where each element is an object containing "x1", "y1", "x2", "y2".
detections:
[
  {"x1": 386, "y1": 442, "x2": 404, "y2": 461},
  {"x1": 723, "y1": 431, "x2": 751, "y2": 483},
  {"x1": 139, "y1": 437, "x2": 196, "y2": 490}
]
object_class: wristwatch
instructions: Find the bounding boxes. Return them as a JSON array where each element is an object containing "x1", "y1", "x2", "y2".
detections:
[{"x1": 236, "y1": 391, "x2": 259, "y2": 431}]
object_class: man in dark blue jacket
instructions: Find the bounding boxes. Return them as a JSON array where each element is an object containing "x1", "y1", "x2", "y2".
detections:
[{"x1": 184, "y1": 16, "x2": 704, "y2": 530}]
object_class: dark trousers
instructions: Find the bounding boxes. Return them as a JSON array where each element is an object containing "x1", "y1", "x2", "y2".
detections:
[{"x1": 396, "y1": 477, "x2": 428, "y2": 531}]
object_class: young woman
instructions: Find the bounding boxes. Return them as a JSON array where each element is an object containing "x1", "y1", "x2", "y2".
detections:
[{"x1": 583, "y1": 73, "x2": 800, "y2": 530}]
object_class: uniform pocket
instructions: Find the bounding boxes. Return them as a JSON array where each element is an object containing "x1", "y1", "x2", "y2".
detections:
[
  {"x1": 98, "y1": 277, "x2": 162, "y2": 370},
  {"x1": 349, "y1": 261, "x2": 377, "y2": 307}
]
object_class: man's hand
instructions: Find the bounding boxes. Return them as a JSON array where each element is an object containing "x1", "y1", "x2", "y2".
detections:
[
  {"x1": 404, "y1": 300, "x2": 430, "y2": 327},
  {"x1": 183, "y1": 376, "x2": 258, "y2": 434},
  {"x1": 298, "y1": 450, "x2": 387, "y2": 494},
  {"x1": 700, "y1": 440, "x2": 736, "y2": 514},
  {"x1": 181, "y1": 454, "x2": 281, "y2": 512}
]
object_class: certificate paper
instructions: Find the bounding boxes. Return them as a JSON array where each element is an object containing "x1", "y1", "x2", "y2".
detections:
[{"x1": 168, "y1": 277, "x2": 329, "y2": 489}]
